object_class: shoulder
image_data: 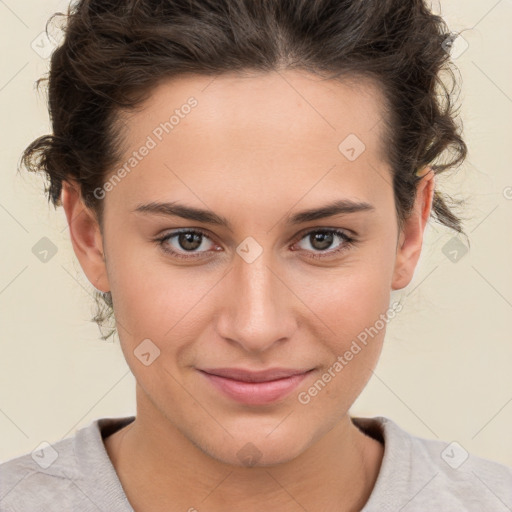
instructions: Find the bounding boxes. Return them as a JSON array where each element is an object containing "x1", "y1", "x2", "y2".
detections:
[
  {"x1": 0, "y1": 435, "x2": 80, "y2": 511},
  {"x1": 408, "y1": 423, "x2": 512, "y2": 498},
  {"x1": 0, "y1": 416, "x2": 135, "y2": 512},
  {"x1": 353, "y1": 416, "x2": 512, "y2": 511}
]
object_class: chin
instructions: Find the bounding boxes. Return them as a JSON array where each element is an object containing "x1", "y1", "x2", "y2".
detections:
[{"x1": 195, "y1": 425, "x2": 312, "y2": 468}]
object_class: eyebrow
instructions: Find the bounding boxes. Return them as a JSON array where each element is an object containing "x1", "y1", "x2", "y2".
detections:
[{"x1": 132, "y1": 199, "x2": 375, "y2": 230}]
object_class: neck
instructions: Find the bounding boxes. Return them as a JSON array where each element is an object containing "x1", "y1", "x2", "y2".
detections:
[{"x1": 105, "y1": 387, "x2": 384, "y2": 512}]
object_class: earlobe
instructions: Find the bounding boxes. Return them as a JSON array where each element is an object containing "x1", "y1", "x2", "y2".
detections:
[
  {"x1": 391, "y1": 167, "x2": 435, "y2": 291},
  {"x1": 61, "y1": 180, "x2": 110, "y2": 293}
]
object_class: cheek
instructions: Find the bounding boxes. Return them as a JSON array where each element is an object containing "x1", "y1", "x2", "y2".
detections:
[
  {"x1": 322, "y1": 270, "x2": 393, "y2": 343},
  {"x1": 106, "y1": 236, "x2": 200, "y2": 325},
  {"x1": 293, "y1": 241, "x2": 396, "y2": 395},
  {"x1": 295, "y1": 280, "x2": 390, "y2": 419},
  {"x1": 105, "y1": 244, "x2": 224, "y2": 373},
  {"x1": 297, "y1": 236, "x2": 396, "y2": 342},
  {"x1": 317, "y1": 279, "x2": 388, "y2": 383}
]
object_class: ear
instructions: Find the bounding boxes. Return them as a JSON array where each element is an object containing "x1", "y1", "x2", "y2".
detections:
[
  {"x1": 391, "y1": 167, "x2": 435, "y2": 291},
  {"x1": 61, "y1": 179, "x2": 110, "y2": 293}
]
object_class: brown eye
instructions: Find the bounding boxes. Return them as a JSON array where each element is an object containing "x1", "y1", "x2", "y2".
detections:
[
  {"x1": 308, "y1": 231, "x2": 335, "y2": 251},
  {"x1": 294, "y1": 229, "x2": 356, "y2": 260},
  {"x1": 156, "y1": 229, "x2": 217, "y2": 259},
  {"x1": 177, "y1": 232, "x2": 203, "y2": 251}
]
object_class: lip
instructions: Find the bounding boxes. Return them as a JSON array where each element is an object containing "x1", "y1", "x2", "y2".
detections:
[{"x1": 198, "y1": 367, "x2": 315, "y2": 405}]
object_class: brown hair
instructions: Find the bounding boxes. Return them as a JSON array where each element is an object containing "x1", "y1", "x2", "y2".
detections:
[{"x1": 20, "y1": 0, "x2": 468, "y2": 341}]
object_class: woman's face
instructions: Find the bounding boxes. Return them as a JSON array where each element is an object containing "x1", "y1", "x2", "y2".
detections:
[{"x1": 65, "y1": 70, "x2": 432, "y2": 466}]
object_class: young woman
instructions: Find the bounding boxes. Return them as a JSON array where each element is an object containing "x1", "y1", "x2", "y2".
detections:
[{"x1": 1, "y1": 0, "x2": 511, "y2": 511}]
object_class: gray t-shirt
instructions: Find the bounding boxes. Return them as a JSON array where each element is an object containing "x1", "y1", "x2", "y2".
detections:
[{"x1": 1, "y1": 415, "x2": 511, "y2": 511}]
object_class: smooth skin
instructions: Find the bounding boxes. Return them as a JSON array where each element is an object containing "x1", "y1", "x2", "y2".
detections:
[{"x1": 61, "y1": 70, "x2": 435, "y2": 512}]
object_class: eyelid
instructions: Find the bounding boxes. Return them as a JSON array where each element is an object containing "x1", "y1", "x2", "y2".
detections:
[
  {"x1": 158, "y1": 227, "x2": 219, "y2": 250},
  {"x1": 291, "y1": 225, "x2": 355, "y2": 241}
]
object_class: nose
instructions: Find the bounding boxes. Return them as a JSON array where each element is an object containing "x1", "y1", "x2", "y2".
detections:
[{"x1": 215, "y1": 250, "x2": 298, "y2": 354}]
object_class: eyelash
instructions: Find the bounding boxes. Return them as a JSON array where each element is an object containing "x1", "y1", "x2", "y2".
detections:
[{"x1": 154, "y1": 228, "x2": 357, "y2": 261}]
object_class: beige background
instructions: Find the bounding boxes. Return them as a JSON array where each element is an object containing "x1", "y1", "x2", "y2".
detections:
[{"x1": 1, "y1": 0, "x2": 511, "y2": 466}]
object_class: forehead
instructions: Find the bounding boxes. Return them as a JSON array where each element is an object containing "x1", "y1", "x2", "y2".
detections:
[
  {"x1": 127, "y1": 70, "x2": 386, "y2": 152},
  {"x1": 108, "y1": 70, "x2": 392, "y2": 217}
]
